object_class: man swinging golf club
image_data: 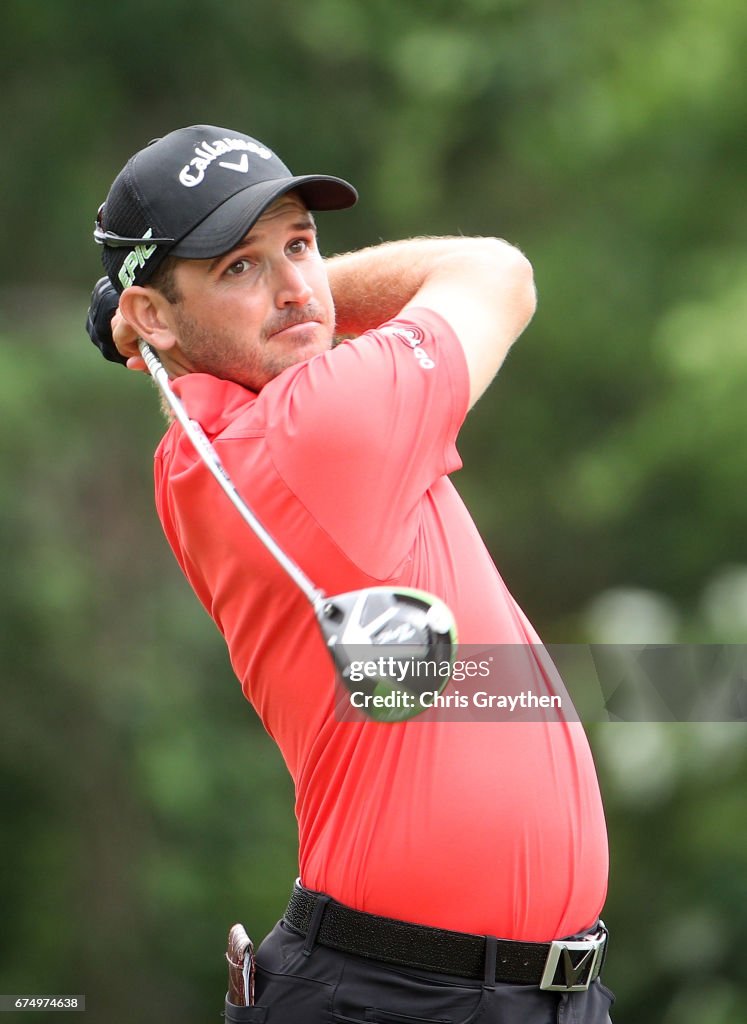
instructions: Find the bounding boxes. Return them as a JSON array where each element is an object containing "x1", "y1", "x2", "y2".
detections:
[{"x1": 87, "y1": 123, "x2": 614, "y2": 1023}]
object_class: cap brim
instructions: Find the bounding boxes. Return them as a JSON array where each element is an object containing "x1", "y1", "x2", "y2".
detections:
[{"x1": 170, "y1": 175, "x2": 357, "y2": 259}]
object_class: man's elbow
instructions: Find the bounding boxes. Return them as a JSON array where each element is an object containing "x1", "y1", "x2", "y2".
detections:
[
  {"x1": 508, "y1": 246, "x2": 537, "y2": 328},
  {"x1": 517, "y1": 254, "x2": 538, "y2": 334},
  {"x1": 483, "y1": 238, "x2": 537, "y2": 336}
]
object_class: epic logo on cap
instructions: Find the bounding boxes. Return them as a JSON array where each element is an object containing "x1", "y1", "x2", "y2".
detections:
[{"x1": 118, "y1": 229, "x2": 158, "y2": 289}]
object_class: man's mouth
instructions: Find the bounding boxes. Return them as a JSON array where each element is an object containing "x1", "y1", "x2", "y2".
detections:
[
  {"x1": 270, "y1": 320, "x2": 318, "y2": 337},
  {"x1": 267, "y1": 317, "x2": 323, "y2": 341},
  {"x1": 265, "y1": 304, "x2": 325, "y2": 341}
]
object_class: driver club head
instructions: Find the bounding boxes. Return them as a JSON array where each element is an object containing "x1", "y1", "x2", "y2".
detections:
[{"x1": 317, "y1": 587, "x2": 458, "y2": 721}]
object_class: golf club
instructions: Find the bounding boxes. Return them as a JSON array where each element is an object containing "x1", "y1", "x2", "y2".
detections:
[{"x1": 138, "y1": 340, "x2": 458, "y2": 719}]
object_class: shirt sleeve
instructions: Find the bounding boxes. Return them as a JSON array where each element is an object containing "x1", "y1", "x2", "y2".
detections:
[{"x1": 259, "y1": 307, "x2": 470, "y2": 580}]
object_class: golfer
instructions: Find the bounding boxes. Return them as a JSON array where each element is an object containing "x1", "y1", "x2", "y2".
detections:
[{"x1": 88, "y1": 124, "x2": 614, "y2": 1023}]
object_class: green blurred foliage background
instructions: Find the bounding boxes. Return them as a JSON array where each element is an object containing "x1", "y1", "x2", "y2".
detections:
[{"x1": 1, "y1": 2, "x2": 745, "y2": 1021}]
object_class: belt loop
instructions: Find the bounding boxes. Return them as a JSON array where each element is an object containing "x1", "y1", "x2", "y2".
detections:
[
  {"x1": 483, "y1": 936, "x2": 497, "y2": 991},
  {"x1": 303, "y1": 894, "x2": 331, "y2": 957}
]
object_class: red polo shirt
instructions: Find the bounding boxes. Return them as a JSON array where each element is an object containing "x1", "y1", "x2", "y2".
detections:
[{"x1": 153, "y1": 308, "x2": 608, "y2": 941}]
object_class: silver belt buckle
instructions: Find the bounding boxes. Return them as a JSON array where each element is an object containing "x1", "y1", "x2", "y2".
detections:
[{"x1": 539, "y1": 926, "x2": 606, "y2": 992}]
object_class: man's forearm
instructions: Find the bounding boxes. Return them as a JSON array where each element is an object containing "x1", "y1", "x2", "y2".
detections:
[
  {"x1": 326, "y1": 235, "x2": 535, "y2": 408},
  {"x1": 326, "y1": 237, "x2": 511, "y2": 336}
]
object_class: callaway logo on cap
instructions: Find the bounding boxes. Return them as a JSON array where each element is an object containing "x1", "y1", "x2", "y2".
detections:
[
  {"x1": 178, "y1": 135, "x2": 274, "y2": 187},
  {"x1": 93, "y1": 124, "x2": 357, "y2": 292}
]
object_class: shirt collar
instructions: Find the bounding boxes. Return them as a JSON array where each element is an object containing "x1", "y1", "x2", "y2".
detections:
[{"x1": 170, "y1": 373, "x2": 256, "y2": 434}]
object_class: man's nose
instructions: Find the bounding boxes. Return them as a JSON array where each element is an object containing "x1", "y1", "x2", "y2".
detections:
[{"x1": 274, "y1": 259, "x2": 313, "y2": 307}]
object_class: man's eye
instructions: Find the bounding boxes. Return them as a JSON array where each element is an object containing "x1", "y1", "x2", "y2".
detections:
[
  {"x1": 225, "y1": 258, "x2": 252, "y2": 276},
  {"x1": 288, "y1": 238, "x2": 310, "y2": 256}
]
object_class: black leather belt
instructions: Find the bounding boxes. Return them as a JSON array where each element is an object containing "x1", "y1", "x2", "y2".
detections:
[{"x1": 284, "y1": 882, "x2": 607, "y2": 992}]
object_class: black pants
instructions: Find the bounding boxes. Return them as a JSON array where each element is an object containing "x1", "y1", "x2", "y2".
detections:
[{"x1": 224, "y1": 919, "x2": 615, "y2": 1023}]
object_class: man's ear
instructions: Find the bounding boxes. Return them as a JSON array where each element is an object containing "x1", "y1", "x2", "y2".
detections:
[{"x1": 118, "y1": 286, "x2": 178, "y2": 354}]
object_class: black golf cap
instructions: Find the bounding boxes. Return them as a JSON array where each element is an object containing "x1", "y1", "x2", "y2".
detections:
[{"x1": 94, "y1": 124, "x2": 358, "y2": 293}]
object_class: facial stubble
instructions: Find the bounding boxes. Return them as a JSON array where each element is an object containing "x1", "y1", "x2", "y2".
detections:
[{"x1": 172, "y1": 300, "x2": 335, "y2": 391}]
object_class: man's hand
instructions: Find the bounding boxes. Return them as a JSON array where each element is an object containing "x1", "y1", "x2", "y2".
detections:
[
  {"x1": 85, "y1": 277, "x2": 146, "y2": 371},
  {"x1": 85, "y1": 277, "x2": 126, "y2": 365}
]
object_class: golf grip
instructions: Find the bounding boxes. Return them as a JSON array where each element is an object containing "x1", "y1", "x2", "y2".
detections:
[
  {"x1": 138, "y1": 340, "x2": 326, "y2": 610},
  {"x1": 226, "y1": 923, "x2": 253, "y2": 1006}
]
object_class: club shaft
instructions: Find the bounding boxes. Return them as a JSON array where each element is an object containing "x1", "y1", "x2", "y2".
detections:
[{"x1": 138, "y1": 341, "x2": 327, "y2": 611}]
